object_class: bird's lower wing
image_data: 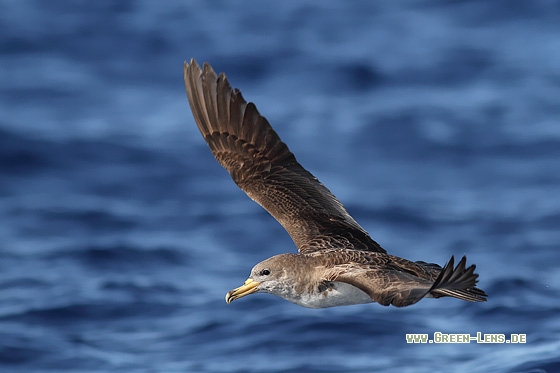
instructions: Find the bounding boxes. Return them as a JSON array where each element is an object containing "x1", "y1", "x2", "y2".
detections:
[
  {"x1": 332, "y1": 267, "x2": 434, "y2": 307},
  {"x1": 331, "y1": 256, "x2": 487, "y2": 307}
]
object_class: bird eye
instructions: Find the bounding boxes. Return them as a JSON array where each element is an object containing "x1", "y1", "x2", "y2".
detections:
[{"x1": 260, "y1": 269, "x2": 270, "y2": 276}]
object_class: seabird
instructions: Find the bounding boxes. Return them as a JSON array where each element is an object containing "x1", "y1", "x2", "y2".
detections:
[{"x1": 184, "y1": 59, "x2": 487, "y2": 308}]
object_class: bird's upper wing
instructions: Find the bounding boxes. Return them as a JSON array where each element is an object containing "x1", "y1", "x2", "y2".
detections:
[{"x1": 184, "y1": 59, "x2": 386, "y2": 254}]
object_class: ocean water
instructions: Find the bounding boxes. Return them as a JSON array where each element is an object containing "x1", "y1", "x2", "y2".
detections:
[{"x1": 1, "y1": 1, "x2": 560, "y2": 372}]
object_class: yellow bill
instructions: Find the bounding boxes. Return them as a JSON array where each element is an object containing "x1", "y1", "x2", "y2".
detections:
[{"x1": 225, "y1": 278, "x2": 260, "y2": 304}]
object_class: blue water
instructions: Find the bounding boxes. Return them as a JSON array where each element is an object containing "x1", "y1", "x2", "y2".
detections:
[{"x1": 1, "y1": 1, "x2": 560, "y2": 372}]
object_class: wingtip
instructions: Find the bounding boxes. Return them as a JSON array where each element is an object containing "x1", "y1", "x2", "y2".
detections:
[
  {"x1": 430, "y1": 255, "x2": 487, "y2": 303},
  {"x1": 187, "y1": 57, "x2": 198, "y2": 67},
  {"x1": 184, "y1": 59, "x2": 193, "y2": 80},
  {"x1": 185, "y1": 59, "x2": 222, "y2": 82},
  {"x1": 184, "y1": 58, "x2": 202, "y2": 76},
  {"x1": 202, "y1": 61, "x2": 218, "y2": 80}
]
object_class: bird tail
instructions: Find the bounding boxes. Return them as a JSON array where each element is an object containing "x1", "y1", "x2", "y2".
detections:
[{"x1": 428, "y1": 256, "x2": 487, "y2": 302}]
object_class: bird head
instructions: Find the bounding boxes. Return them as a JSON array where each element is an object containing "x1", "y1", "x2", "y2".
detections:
[{"x1": 225, "y1": 254, "x2": 301, "y2": 304}]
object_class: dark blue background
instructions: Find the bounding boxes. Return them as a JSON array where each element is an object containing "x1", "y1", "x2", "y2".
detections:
[{"x1": 1, "y1": 1, "x2": 559, "y2": 372}]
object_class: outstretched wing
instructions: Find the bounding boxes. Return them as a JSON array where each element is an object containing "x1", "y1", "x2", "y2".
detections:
[
  {"x1": 330, "y1": 255, "x2": 487, "y2": 307},
  {"x1": 184, "y1": 59, "x2": 385, "y2": 254}
]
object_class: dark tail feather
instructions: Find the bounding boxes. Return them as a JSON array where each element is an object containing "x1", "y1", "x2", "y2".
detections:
[{"x1": 429, "y1": 256, "x2": 487, "y2": 302}]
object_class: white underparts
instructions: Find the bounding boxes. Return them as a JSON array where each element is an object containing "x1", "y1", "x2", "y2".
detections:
[{"x1": 289, "y1": 281, "x2": 373, "y2": 309}]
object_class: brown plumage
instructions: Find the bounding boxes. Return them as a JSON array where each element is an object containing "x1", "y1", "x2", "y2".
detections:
[{"x1": 184, "y1": 59, "x2": 487, "y2": 308}]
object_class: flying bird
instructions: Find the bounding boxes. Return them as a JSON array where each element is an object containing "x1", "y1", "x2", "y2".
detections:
[{"x1": 184, "y1": 59, "x2": 487, "y2": 308}]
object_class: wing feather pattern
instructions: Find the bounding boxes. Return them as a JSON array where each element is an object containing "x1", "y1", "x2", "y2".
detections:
[{"x1": 184, "y1": 59, "x2": 385, "y2": 253}]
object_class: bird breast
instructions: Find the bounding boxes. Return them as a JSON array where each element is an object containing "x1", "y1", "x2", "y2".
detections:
[{"x1": 293, "y1": 281, "x2": 373, "y2": 309}]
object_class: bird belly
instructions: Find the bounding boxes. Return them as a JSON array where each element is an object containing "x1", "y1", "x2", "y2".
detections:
[{"x1": 294, "y1": 282, "x2": 373, "y2": 309}]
